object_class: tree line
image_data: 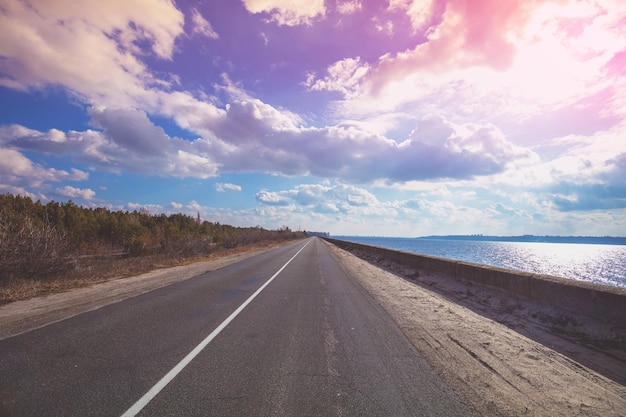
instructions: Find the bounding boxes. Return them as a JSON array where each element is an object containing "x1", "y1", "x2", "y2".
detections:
[{"x1": 0, "y1": 193, "x2": 305, "y2": 282}]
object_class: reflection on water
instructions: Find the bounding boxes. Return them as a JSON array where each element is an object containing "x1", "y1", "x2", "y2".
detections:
[{"x1": 337, "y1": 237, "x2": 626, "y2": 288}]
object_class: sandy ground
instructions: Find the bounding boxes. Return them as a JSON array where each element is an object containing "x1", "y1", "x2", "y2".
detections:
[
  {"x1": 323, "y1": 241, "x2": 626, "y2": 417},
  {"x1": 1, "y1": 240, "x2": 625, "y2": 416}
]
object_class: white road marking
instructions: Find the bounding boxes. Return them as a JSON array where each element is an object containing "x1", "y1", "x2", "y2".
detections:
[{"x1": 120, "y1": 239, "x2": 312, "y2": 417}]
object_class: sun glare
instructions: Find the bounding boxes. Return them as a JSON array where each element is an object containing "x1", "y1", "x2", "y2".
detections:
[{"x1": 505, "y1": 1, "x2": 607, "y2": 104}]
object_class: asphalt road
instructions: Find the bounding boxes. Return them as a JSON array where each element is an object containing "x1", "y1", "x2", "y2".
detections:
[{"x1": 0, "y1": 237, "x2": 473, "y2": 416}]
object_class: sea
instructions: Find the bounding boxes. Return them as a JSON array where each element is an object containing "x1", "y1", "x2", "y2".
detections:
[{"x1": 334, "y1": 236, "x2": 626, "y2": 288}]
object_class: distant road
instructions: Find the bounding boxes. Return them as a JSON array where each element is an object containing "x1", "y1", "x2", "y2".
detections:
[{"x1": 0, "y1": 238, "x2": 472, "y2": 416}]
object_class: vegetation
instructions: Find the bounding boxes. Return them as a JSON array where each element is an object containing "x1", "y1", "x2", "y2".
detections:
[{"x1": 0, "y1": 193, "x2": 306, "y2": 303}]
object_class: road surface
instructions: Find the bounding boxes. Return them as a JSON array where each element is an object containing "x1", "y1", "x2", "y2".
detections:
[{"x1": 0, "y1": 238, "x2": 473, "y2": 416}]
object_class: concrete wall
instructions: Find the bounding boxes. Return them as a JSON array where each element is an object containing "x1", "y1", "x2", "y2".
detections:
[{"x1": 323, "y1": 237, "x2": 626, "y2": 323}]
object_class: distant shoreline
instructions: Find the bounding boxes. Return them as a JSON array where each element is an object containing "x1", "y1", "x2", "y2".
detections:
[{"x1": 415, "y1": 235, "x2": 626, "y2": 245}]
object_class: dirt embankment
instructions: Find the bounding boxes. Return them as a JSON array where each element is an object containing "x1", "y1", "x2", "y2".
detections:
[{"x1": 323, "y1": 241, "x2": 626, "y2": 417}]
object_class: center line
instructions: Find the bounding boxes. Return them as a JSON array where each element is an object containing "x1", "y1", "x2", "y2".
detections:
[{"x1": 120, "y1": 239, "x2": 312, "y2": 417}]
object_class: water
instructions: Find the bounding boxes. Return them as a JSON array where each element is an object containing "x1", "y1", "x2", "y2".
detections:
[{"x1": 335, "y1": 236, "x2": 626, "y2": 288}]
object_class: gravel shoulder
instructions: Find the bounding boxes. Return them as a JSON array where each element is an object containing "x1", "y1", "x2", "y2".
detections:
[{"x1": 323, "y1": 240, "x2": 626, "y2": 417}]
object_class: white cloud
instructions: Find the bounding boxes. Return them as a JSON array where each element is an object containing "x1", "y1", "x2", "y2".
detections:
[
  {"x1": 190, "y1": 8, "x2": 219, "y2": 39},
  {"x1": 186, "y1": 200, "x2": 204, "y2": 213},
  {"x1": 247, "y1": 181, "x2": 510, "y2": 235},
  {"x1": 256, "y1": 190, "x2": 290, "y2": 206},
  {"x1": 213, "y1": 110, "x2": 535, "y2": 182},
  {"x1": 309, "y1": 0, "x2": 626, "y2": 149},
  {"x1": 127, "y1": 202, "x2": 163, "y2": 214},
  {"x1": 0, "y1": 184, "x2": 38, "y2": 199},
  {"x1": 1, "y1": 0, "x2": 622, "y2": 231},
  {"x1": 305, "y1": 57, "x2": 369, "y2": 97},
  {"x1": 0, "y1": 148, "x2": 36, "y2": 177},
  {"x1": 337, "y1": 0, "x2": 362, "y2": 14},
  {"x1": 218, "y1": 98, "x2": 302, "y2": 140},
  {"x1": 2, "y1": 90, "x2": 537, "y2": 187},
  {"x1": 55, "y1": 185, "x2": 96, "y2": 200},
  {"x1": 89, "y1": 107, "x2": 173, "y2": 156},
  {"x1": 0, "y1": 0, "x2": 539, "y2": 187},
  {"x1": 2, "y1": 108, "x2": 220, "y2": 179},
  {"x1": 388, "y1": 0, "x2": 436, "y2": 30},
  {"x1": 109, "y1": 173, "x2": 626, "y2": 236},
  {"x1": 0, "y1": 148, "x2": 88, "y2": 190},
  {"x1": 0, "y1": 0, "x2": 183, "y2": 105},
  {"x1": 372, "y1": 17, "x2": 394, "y2": 36},
  {"x1": 169, "y1": 150, "x2": 219, "y2": 179},
  {"x1": 242, "y1": 0, "x2": 326, "y2": 26},
  {"x1": 256, "y1": 182, "x2": 386, "y2": 216},
  {"x1": 216, "y1": 183, "x2": 242, "y2": 192}
]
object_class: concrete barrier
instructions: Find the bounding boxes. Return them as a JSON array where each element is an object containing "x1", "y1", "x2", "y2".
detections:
[
  {"x1": 323, "y1": 237, "x2": 626, "y2": 323},
  {"x1": 528, "y1": 274, "x2": 626, "y2": 322},
  {"x1": 455, "y1": 261, "x2": 532, "y2": 298}
]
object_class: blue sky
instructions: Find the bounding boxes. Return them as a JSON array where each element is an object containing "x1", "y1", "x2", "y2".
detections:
[{"x1": 1, "y1": 0, "x2": 625, "y2": 237}]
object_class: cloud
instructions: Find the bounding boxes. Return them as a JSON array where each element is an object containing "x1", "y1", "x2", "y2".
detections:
[
  {"x1": 164, "y1": 89, "x2": 537, "y2": 182},
  {"x1": 106, "y1": 172, "x2": 626, "y2": 237},
  {"x1": 0, "y1": 184, "x2": 38, "y2": 199},
  {"x1": 0, "y1": 0, "x2": 183, "y2": 105},
  {"x1": 214, "y1": 98, "x2": 302, "y2": 142},
  {"x1": 248, "y1": 180, "x2": 544, "y2": 235},
  {"x1": 55, "y1": 185, "x2": 96, "y2": 200},
  {"x1": 311, "y1": 0, "x2": 626, "y2": 145},
  {"x1": 550, "y1": 183, "x2": 626, "y2": 212},
  {"x1": 190, "y1": 8, "x2": 219, "y2": 39},
  {"x1": 0, "y1": 148, "x2": 39, "y2": 177},
  {"x1": 2, "y1": 107, "x2": 220, "y2": 179},
  {"x1": 242, "y1": 0, "x2": 326, "y2": 26},
  {"x1": 89, "y1": 107, "x2": 172, "y2": 156},
  {"x1": 256, "y1": 182, "x2": 387, "y2": 216},
  {"x1": 304, "y1": 57, "x2": 370, "y2": 97},
  {"x1": 0, "y1": 147, "x2": 88, "y2": 189},
  {"x1": 2, "y1": 85, "x2": 535, "y2": 186},
  {"x1": 492, "y1": 202, "x2": 532, "y2": 220},
  {"x1": 337, "y1": 0, "x2": 362, "y2": 15},
  {"x1": 127, "y1": 202, "x2": 163, "y2": 214},
  {"x1": 139, "y1": 188, "x2": 626, "y2": 236},
  {"x1": 168, "y1": 150, "x2": 219, "y2": 179},
  {"x1": 256, "y1": 190, "x2": 290, "y2": 206},
  {"x1": 0, "y1": 0, "x2": 621, "y2": 220},
  {"x1": 216, "y1": 183, "x2": 242, "y2": 192},
  {"x1": 372, "y1": 16, "x2": 395, "y2": 36},
  {"x1": 105, "y1": 70, "x2": 537, "y2": 186},
  {"x1": 548, "y1": 152, "x2": 626, "y2": 211},
  {"x1": 374, "y1": 0, "x2": 539, "y2": 83},
  {"x1": 211, "y1": 109, "x2": 535, "y2": 181},
  {"x1": 388, "y1": 0, "x2": 437, "y2": 30},
  {"x1": 0, "y1": 0, "x2": 544, "y2": 187}
]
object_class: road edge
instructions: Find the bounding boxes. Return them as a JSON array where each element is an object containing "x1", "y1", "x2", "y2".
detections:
[{"x1": 0, "y1": 242, "x2": 298, "y2": 340}]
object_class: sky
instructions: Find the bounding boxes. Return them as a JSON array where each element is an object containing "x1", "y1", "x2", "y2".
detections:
[{"x1": 1, "y1": 0, "x2": 625, "y2": 237}]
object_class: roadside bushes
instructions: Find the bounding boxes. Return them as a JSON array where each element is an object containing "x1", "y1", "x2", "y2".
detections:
[
  {"x1": 0, "y1": 204, "x2": 71, "y2": 280},
  {"x1": 0, "y1": 193, "x2": 305, "y2": 285}
]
